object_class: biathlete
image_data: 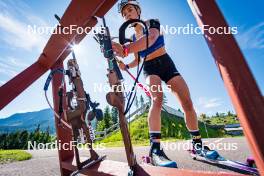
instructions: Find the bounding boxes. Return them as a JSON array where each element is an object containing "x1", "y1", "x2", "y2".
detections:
[{"x1": 112, "y1": 0, "x2": 211, "y2": 168}]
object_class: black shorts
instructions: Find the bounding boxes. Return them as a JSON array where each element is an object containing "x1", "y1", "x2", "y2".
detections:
[{"x1": 143, "y1": 53, "x2": 180, "y2": 83}]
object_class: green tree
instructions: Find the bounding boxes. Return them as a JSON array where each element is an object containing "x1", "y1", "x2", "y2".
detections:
[
  {"x1": 147, "y1": 94, "x2": 151, "y2": 105},
  {"x1": 28, "y1": 131, "x2": 35, "y2": 144},
  {"x1": 111, "y1": 107, "x2": 118, "y2": 124},
  {"x1": 163, "y1": 94, "x2": 168, "y2": 105},
  {"x1": 200, "y1": 113, "x2": 207, "y2": 121},
  {"x1": 33, "y1": 124, "x2": 41, "y2": 144},
  {"x1": 0, "y1": 133, "x2": 7, "y2": 149},
  {"x1": 227, "y1": 111, "x2": 233, "y2": 116},
  {"x1": 140, "y1": 95, "x2": 145, "y2": 114},
  {"x1": 8, "y1": 131, "x2": 20, "y2": 149},
  {"x1": 19, "y1": 130, "x2": 29, "y2": 149},
  {"x1": 96, "y1": 120, "x2": 105, "y2": 133},
  {"x1": 103, "y1": 106, "x2": 112, "y2": 129},
  {"x1": 134, "y1": 95, "x2": 139, "y2": 110},
  {"x1": 42, "y1": 127, "x2": 51, "y2": 144}
]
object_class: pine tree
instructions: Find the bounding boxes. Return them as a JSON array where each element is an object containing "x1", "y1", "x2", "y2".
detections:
[
  {"x1": 96, "y1": 120, "x2": 105, "y2": 133},
  {"x1": 33, "y1": 124, "x2": 41, "y2": 144},
  {"x1": 103, "y1": 106, "x2": 112, "y2": 129},
  {"x1": 140, "y1": 95, "x2": 145, "y2": 114},
  {"x1": 163, "y1": 94, "x2": 168, "y2": 105},
  {"x1": 200, "y1": 113, "x2": 207, "y2": 121},
  {"x1": 134, "y1": 95, "x2": 139, "y2": 110},
  {"x1": 111, "y1": 107, "x2": 118, "y2": 124},
  {"x1": 19, "y1": 130, "x2": 29, "y2": 149},
  {"x1": 0, "y1": 133, "x2": 7, "y2": 149},
  {"x1": 227, "y1": 111, "x2": 233, "y2": 116},
  {"x1": 9, "y1": 131, "x2": 20, "y2": 149},
  {"x1": 42, "y1": 127, "x2": 51, "y2": 144},
  {"x1": 147, "y1": 94, "x2": 151, "y2": 105}
]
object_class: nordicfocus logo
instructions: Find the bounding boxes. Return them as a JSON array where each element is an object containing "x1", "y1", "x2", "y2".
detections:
[
  {"x1": 27, "y1": 24, "x2": 238, "y2": 36},
  {"x1": 92, "y1": 82, "x2": 172, "y2": 93},
  {"x1": 27, "y1": 140, "x2": 106, "y2": 151},
  {"x1": 162, "y1": 138, "x2": 238, "y2": 151},
  {"x1": 161, "y1": 24, "x2": 238, "y2": 35},
  {"x1": 27, "y1": 25, "x2": 106, "y2": 35}
]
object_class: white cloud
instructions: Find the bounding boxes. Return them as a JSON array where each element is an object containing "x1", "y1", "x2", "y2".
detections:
[
  {"x1": 0, "y1": 56, "x2": 29, "y2": 77},
  {"x1": 198, "y1": 97, "x2": 223, "y2": 109},
  {"x1": 237, "y1": 22, "x2": 264, "y2": 50},
  {"x1": 0, "y1": 62, "x2": 18, "y2": 77},
  {"x1": 5, "y1": 56, "x2": 28, "y2": 68},
  {"x1": 0, "y1": 13, "x2": 46, "y2": 51},
  {"x1": 0, "y1": 80, "x2": 6, "y2": 86},
  {"x1": 0, "y1": 1, "x2": 47, "y2": 51}
]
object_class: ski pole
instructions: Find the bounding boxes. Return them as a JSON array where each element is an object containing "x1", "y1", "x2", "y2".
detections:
[
  {"x1": 125, "y1": 69, "x2": 151, "y2": 97},
  {"x1": 115, "y1": 58, "x2": 151, "y2": 97}
]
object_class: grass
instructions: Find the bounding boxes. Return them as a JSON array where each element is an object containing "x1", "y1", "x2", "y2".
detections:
[
  {"x1": 97, "y1": 138, "x2": 184, "y2": 148},
  {"x1": 95, "y1": 111, "x2": 226, "y2": 147},
  {"x1": 0, "y1": 150, "x2": 32, "y2": 164},
  {"x1": 204, "y1": 115, "x2": 240, "y2": 125}
]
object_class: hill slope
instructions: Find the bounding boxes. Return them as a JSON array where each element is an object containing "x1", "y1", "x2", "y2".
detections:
[
  {"x1": 0, "y1": 109, "x2": 55, "y2": 134},
  {"x1": 100, "y1": 111, "x2": 225, "y2": 144}
]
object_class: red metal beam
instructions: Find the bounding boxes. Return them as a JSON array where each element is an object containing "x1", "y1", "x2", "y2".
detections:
[
  {"x1": 0, "y1": 62, "x2": 47, "y2": 110},
  {"x1": 188, "y1": 0, "x2": 264, "y2": 174},
  {"x1": 61, "y1": 159, "x2": 243, "y2": 176},
  {"x1": 2, "y1": 0, "x2": 259, "y2": 175},
  {"x1": 0, "y1": 0, "x2": 117, "y2": 110},
  {"x1": 95, "y1": 0, "x2": 118, "y2": 18}
]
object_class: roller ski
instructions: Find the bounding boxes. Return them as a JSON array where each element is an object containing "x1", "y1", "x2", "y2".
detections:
[{"x1": 188, "y1": 144, "x2": 259, "y2": 175}]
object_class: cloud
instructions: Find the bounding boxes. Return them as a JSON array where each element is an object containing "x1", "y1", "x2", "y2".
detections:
[
  {"x1": 0, "y1": 80, "x2": 6, "y2": 86},
  {"x1": 237, "y1": 22, "x2": 264, "y2": 50},
  {"x1": 0, "y1": 63, "x2": 18, "y2": 77},
  {"x1": 0, "y1": 13, "x2": 46, "y2": 51},
  {"x1": 0, "y1": 1, "x2": 47, "y2": 51},
  {"x1": 198, "y1": 97, "x2": 223, "y2": 109},
  {"x1": 0, "y1": 56, "x2": 28, "y2": 77},
  {"x1": 7, "y1": 56, "x2": 28, "y2": 68}
]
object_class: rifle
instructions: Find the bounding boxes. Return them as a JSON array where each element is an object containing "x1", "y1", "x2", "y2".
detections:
[
  {"x1": 43, "y1": 14, "x2": 106, "y2": 175},
  {"x1": 94, "y1": 17, "x2": 137, "y2": 175}
]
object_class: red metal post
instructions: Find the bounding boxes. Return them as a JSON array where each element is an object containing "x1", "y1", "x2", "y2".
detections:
[
  {"x1": 188, "y1": 0, "x2": 264, "y2": 174},
  {"x1": 51, "y1": 61, "x2": 74, "y2": 176},
  {"x1": 0, "y1": 62, "x2": 48, "y2": 110}
]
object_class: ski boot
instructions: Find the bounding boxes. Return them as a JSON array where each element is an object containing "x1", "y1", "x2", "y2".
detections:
[
  {"x1": 192, "y1": 139, "x2": 220, "y2": 160},
  {"x1": 149, "y1": 143, "x2": 177, "y2": 168}
]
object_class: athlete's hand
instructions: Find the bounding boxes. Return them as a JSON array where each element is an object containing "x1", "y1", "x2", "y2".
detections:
[
  {"x1": 118, "y1": 61, "x2": 127, "y2": 71},
  {"x1": 112, "y1": 41, "x2": 125, "y2": 58}
]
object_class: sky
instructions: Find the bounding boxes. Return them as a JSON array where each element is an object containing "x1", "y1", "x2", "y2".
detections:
[{"x1": 0, "y1": 0, "x2": 263, "y2": 118}]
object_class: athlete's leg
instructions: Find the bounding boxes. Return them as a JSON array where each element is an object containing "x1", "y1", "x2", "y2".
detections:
[
  {"x1": 145, "y1": 75, "x2": 177, "y2": 168},
  {"x1": 166, "y1": 75, "x2": 202, "y2": 149}
]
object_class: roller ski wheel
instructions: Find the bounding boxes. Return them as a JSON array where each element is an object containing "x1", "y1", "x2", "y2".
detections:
[
  {"x1": 246, "y1": 157, "x2": 256, "y2": 168},
  {"x1": 141, "y1": 156, "x2": 152, "y2": 165}
]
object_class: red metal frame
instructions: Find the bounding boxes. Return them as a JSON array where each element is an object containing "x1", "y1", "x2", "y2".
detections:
[
  {"x1": 51, "y1": 60, "x2": 74, "y2": 175},
  {"x1": 0, "y1": 0, "x2": 263, "y2": 175},
  {"x1": 188, "y1": 0, "x2": 264, "y2": 174}
]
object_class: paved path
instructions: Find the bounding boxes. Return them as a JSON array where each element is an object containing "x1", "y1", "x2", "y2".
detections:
[{"x1": 0, "y1": 137, "x2": 255, "y2": 176}]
